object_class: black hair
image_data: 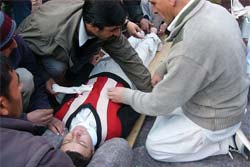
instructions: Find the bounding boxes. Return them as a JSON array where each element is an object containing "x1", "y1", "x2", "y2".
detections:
[
  {"x1": 66, "y1": 151, "x2": 92, "y2": 167},
  {"x1": 82, "y1": 0, "x2": 127, "y2": 30},
  {"x1": 0, "y1": 55, "x2": 13, "y2": 99}
]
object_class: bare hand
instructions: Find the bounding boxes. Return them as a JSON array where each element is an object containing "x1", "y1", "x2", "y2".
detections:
[
  {"x1": 151, "y1": 74, "x2": 163, "y2": 87},
  {"x1": 126, "y1": 21, "x2": 144, "y2": 39},
  {"x1": 108, "y1": 87, "x2": 125, "y2": 103},
  {"x1": 158, "y1": 23, "x2": 168, "y2": 36},
  {"x1": 140, "y1": 18, "x2": 153, "y2": 34},
  {"x1": 90, "y1": 53, "x2": 102, "y2": 65},
  {"x1": 48, "y1": 117, "x2": 65, "y2": 135},
  {"x1": 27, "y1": 109, "x2": 54, "y2": 125},
  {"x1": 46, "y1": 78, "x2": 57, "y2": 95}
]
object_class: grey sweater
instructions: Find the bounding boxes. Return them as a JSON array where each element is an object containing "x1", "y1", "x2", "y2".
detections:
[{"x1": 122, "y1": 0, "x2": 250, "y2": 131}]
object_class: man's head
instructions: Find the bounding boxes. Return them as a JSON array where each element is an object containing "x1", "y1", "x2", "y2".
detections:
[
  {"x1": 0, "y1": 56, "x2": 23, "y2": 117},
  {"x1": 82, "y1": 0, "x2": 127, "y2": 39},
  {"x1": 60, "y1": 126, "x2": 94, "y2": 166},
  {"x1": 0, "y1": 12, "x2": 17, "y2": 57},
  {"x1": 149, "y1": 0, "x2": 190, "y2": 25}
]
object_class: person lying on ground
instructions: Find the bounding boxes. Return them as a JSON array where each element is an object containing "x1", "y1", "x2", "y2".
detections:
[{"x1": 52, "y1": 30, "x2": 162, "y2": 165}]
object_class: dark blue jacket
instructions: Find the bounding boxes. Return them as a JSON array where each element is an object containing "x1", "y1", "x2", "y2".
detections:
[{"x1": 10, "y1": 35, "x2": 51, "y2": 112}]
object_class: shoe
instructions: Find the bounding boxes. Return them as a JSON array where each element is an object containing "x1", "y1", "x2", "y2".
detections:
[{"x1": 229, "y1": 129, "x2": 250, "y2": 160}]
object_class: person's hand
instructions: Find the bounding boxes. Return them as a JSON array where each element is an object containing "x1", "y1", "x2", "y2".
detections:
[
  {"x1": 108, "y1": 87, "x2": 125, "y2": 103},
  {"x1": 140, "y1": 18, "x2": 153, "y2": 34},
  {"x1": 158, "y1": 23, "x2": 168, "y2": 36},
  {"x1": 150, "y1": 27, "x2": 158, "y2": 34},
  {"x1": 48, "y1": 117, "x2": 65, "y2": 135},
  {"x1": 151, "y1": 73, "x2": 163, "y2": 87},
  {"x1": 46, "y1": 78, "x2": 57, "y2": 95},
  {"x1": 126, "y1": 21, "x2": 144, "y2": 39},
  {"x1": 90, "y1": 53, "x2": 103, "y2": 65},
  {"x1": 27, "y1": 109, "x2": 54, "y2": 125}
]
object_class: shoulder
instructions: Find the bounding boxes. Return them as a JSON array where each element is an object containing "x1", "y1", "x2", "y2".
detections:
[{"x1": 0, "y1": 127, "x2": 74, "y2": 167}]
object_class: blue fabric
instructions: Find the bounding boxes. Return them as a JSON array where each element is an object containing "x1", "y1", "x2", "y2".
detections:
[
  {"x1": 10, "y1": 1, "x2": 31, "y2": 27},
  {"x1": 10, "y1": 34, "x2": 51, "y2": 112}
]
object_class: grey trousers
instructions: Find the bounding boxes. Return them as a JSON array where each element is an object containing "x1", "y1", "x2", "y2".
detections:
[{"x1": 16, "y1": 68, "x2": 34, "y2": 112}]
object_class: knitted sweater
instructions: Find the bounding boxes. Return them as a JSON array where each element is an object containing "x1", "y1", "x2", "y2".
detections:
[{"x1": 121, "y1": 0, "x2": 250, "y2": 131}]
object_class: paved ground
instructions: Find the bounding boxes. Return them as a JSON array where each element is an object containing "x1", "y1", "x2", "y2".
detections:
[{"x1": 133, "y1": 104, "x2": 250, "y2": 167}]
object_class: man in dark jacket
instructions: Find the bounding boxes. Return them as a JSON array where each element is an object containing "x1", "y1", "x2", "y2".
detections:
[
  {"x1": 17, "y1": 0, "x2": 152, "y2": 96},
  {"x1": 0, "y1": 11, "x2": 56, "y2": 127},
  {"x1": 122, "y1": 0, "x2": 153, "y2": 33},
  {"x1": 0, "y1": 56, "x2": 75, "y2": 167}
]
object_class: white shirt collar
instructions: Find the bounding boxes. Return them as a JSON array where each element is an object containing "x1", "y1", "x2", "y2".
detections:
[
  {"x1": 70, "y1": 108, "x2": 97, "y2": 146},
  {"x1": 167, "y1": 0, "x2": 196, "y2": 32},
  {"x1": 79, "y1": 18, "x2": 94, "y2": 47}
]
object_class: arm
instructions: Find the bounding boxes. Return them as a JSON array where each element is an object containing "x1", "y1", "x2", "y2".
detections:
[
  {"x1": 123, "y1": 0, "x2": 144, "y2": 24},
  {"x1": 14, "y1": 35, "x2": 51, "y2": 111},
  {"x1": 109, "y1": 56, "x2": 208, "y2": 116},
  {"x1": 123, "y1": 0, "x2": 152, "y2": 33},
  {"x1": 103, "y1": 34, "x2": 152, "y2": 92}
]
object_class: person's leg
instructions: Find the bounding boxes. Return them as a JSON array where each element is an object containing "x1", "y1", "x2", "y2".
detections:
[
  {"x1": 42, "y1": 57, "x2": 67, "y2": 81},
  {"x1": 16, "y1": 68, "x2": 34, "y2": 112},
  {"x1": 145, "y1": 108, "x2": 231, "y2": 162},
  {"x1": 87, "y1": 138, "x2": 133, "y2": 167}
]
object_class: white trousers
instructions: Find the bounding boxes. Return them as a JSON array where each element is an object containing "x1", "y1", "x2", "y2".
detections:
[{"x1": 145, "y1": 108, "x2": 240, "y2": 162}]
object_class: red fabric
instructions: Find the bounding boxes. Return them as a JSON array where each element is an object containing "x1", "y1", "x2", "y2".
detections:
[
  {"x1": 83, "y1": 77, "x2": 108, "y2": 107},
  {"x1": 106, "y1": 82, "x2": 123, "y2": 140},
  {"x1": 55, "y1": 76, "x2": 124, "y2": 141},
  {"x1": 55, "y1": 98, "x2": 74, "y2": 120}
]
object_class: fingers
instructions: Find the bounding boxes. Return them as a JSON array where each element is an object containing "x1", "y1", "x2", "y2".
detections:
[
  {"x1": 48, "y1": 118, "x2": 65, "y2": 135},
  {"x1": 107, "y1": 87, "x2": 124, "y2": 103},
  {"x1": 151, "y1": 76, "x2": 162, "y2": 87},
  {"x1": 151, "y1": 79, "x2": 158, "y2": 87},
  {"x1": 41, "y1": 113, "x2": 53, "y2": 123},
  {"x1": 28, "y1": 109, "x2": 54, "y2": 125},
  {"x1": 49, "y1": 124, "x2": 60, "y2": 135},
  {"x1": 46, "y1": 78, "x2": 57, "y2": 95}
]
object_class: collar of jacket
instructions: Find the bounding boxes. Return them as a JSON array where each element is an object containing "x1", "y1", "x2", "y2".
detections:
[
  {"x1": 0, "y1": 117, "x2": 39, "y2": 135},
  {"x1": 166, "y1": 0, "x2": 205, "y2": 42}
]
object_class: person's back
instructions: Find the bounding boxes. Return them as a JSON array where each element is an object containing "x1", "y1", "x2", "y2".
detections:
[
  {"x1": 176, "y1": 1, "x2": 249, "y2": 130},
  {"x1": 0, "y1": 117, "x2": 74, "y2": 167},
  {"x1": 0, "y1": 56, "x2": 75, "y2": 167},
  {"x1": 108, "y1": 0, "x2": 250, "y2": 162}
]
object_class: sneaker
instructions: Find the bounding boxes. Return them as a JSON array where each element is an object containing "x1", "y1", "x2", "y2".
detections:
[{"x1": 229, "y1": 129, "x2": 250, "y2": 160}]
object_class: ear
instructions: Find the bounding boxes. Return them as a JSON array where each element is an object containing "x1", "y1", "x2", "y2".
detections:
[
  {"x1": 168, "y1": 0, "x2": 176, "y2": 6},
  {"x1": 92, "y1": 26, "x2": 100, "y2": 33},
  {"x1": 85, "y1": 23, "x2": 100, "y2": 34},
  {"x1": 0, "y1": 96, "x2": 10, "y2": 116}
]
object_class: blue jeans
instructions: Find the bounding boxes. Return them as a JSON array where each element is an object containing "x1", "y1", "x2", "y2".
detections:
[{"x1": 42, "y1": 57, "x2": 67, "y2": 79}]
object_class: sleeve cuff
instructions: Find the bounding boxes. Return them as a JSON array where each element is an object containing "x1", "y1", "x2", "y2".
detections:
[{"x1": 121, "y1": 88, "x2": 134, "y2": 105}]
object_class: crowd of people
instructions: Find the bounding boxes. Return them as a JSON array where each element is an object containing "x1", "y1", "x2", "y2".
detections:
[{"x1": 0, "y1": 0, "x2": 250, "y2": 167}]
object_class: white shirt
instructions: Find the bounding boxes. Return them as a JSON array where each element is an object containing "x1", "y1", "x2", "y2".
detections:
[
  {"x1": 70, "y1": 108, "x2": 98, "y2": 146},
  {"x1": 79, "y1": 18, "x2": 94, "y2": 47},
  {"x1": 167, "y1": 0, "x2": 196, "y2": 32}
]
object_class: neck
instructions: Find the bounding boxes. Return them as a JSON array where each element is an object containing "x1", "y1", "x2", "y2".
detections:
[{"x1": 174, "y1": 0, "x2": 191, "y2": 17}]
